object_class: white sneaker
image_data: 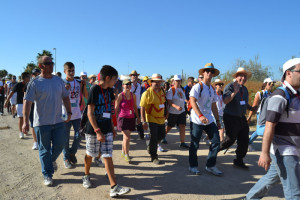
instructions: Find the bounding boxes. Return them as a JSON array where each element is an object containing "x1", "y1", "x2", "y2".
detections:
[
  {"x1": 82, "y1": 175, "x2": 92, "y2": 188},
  {"x1": 188, "y1": 167, "x2": 201, "y2": 175},
  {"x1": 19, "y1": 132, "x2": 24, "y2": 139},
  {"x1": 158, "y1": 144, "x2": 167, "y2": 152},
  {"x1": 110, "y1": 184, "x2": 131, "y2": 197},
  {"x1": 64, "y1": 160, "x2": 72, "y2": 169},
  {"x1": 43, "y1": 177, "x2": 53, "y2": 186},
  {"x1": 248, "y1": 145, "x2": 256, "y2": 152},
  {"x1": 32, "y1": 142, "x2": 38, "y2": 150},
  {"x1": 93, "y1": 157, "x2": 104, "y2": 168},
  {"x1": 205, "y1": 166, "x2": 223, "y2": 176}
]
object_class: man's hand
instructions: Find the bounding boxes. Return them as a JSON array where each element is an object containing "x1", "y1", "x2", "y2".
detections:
[
  {"x1": 142, "y1": 122, "x2": 148, "y2": 130},
  {"x1": 64, "y1": 113, "x2": 71, "y2": 123},
  {"x1": 258, "y1": 152, "x2": 271, "y2": 171},
  {"x1": 96, "y1": 131, "x2": 105, "y2": 142},
  {"x1": 112, "y1": 129, "x2": 117, "y2": 139},
  {"x1": 176, "y1": 105, "x2": 183, "y2": 111},
  {"x1": 200, "y1": 116, "x2": 209, "y2": 124},
  {"x1": 4, "y1": 101, "x2": 8, "y2": 108},
  {"x1": 22, "y1": 122, "x2": 30, "y2": 135},
  {"x1": 233, "y1": 81, "x2": 240, "y2": 94}
]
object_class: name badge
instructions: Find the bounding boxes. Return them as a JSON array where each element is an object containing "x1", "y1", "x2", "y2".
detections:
[
  {"x1": 103, "y1": 112, "x2": 111, "y2": 118},
  {"x1": 71, "y1": 103, "x2": 77, "y2": 107},
  {"x1": 240, "y1": 101, "x2": 246, "y2": 105},
  {"x1": 159, "y1": 104, "x2": 165, "y2": 108},
  {"x1": 129, "y1": 110, "x2": 132, "y2": 115}
]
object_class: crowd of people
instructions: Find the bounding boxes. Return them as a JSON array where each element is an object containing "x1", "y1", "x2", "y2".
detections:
[{"x1": 0, "y1": 56, "x2": 299, "y2": 199}]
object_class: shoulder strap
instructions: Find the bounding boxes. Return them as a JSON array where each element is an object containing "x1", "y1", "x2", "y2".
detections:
[
  {"x1": 171, "y1": 87, "x2": 175, "y2": 96},
  {"x1": 277, "y1": 86, "x2": 291, "y2": 117},
  {"x1": 133, "y1": 83, "x2": 138, "y2": 94}
]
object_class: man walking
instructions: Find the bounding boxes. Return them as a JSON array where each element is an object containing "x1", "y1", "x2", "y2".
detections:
[
  {"x1": 246, "y1": 58, "x2": 300, "y2": 200},
  {"x1": 22, "y1": 56, "x2": 71, "y2": 186}
]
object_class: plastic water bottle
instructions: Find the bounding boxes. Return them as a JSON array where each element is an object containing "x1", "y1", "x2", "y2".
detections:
[{"x1": 61, "y1": 106, "x2": 68, "y2": 121}]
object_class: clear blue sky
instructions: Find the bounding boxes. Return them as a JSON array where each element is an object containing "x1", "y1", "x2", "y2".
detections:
[{"x1": 1, "y1": 0, "x2": 299, "y2": 80}]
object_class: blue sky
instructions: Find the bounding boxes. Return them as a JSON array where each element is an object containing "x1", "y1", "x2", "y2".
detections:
[{"x1": 0, "y1": 0, "x2": 299, "y2": 80}]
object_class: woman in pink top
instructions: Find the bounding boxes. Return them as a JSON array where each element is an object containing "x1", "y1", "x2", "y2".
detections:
[{"x1": 115, "y1": 79, "x2": 140, "y2": 162}]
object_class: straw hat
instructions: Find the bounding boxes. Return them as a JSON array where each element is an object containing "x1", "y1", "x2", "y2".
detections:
[
  {"x1": 232, "y1": 67, "x2": 252, "y2": 78},
  {"x1": 198, "y1": 63, "x2": 220, "y2": 77},
  {"x1": 129, "y1": 70, "x2": 140, "y2": 76},
  {"x1": 213, "y1": 79, "x2": 224, "y2": 85},
  {"x1": 150, "y1": 74, "x2": 164, "y2": 82},
  {"x1": 88, "y1": 74, "x2": 96, "y2": 79},
  {"x1": 143, "y1": 76, "x2": 149, "y2": 81},
  {"x1": 122, "y1": 79, "x2": 132, "y2": 85}
]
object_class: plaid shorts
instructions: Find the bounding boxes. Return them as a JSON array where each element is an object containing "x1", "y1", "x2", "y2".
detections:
[{"x1": 85, "y1": 132, "x2": 113, "y2": 158}]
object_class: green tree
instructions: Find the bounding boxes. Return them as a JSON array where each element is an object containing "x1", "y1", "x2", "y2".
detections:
[
  {"x1": 23, "y1": 62, "x2": 38, "y2": 74},
  {"x1": 7, "y1": 73, "x2": 13, "y2": 80},
  {"x1": 0, "y1": 69, "x2": 8, "y2": 78},
  {"x1": 36, "y1": 50, "x2": 53, "y2": 62}
]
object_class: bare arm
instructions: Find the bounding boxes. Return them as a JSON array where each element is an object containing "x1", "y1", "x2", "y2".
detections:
[
  {"x1": 62, "y1": 96, "x2": 72, "y2": 122},
  {"x1": 167, "y1": 99, "x2": 182, "y2": 111},
  {"x1": 190, "y1": 96, "x2": 208, "y2": 124},
  {"x1": 247, "y1": 92, "x2": 260, "y2": 122},
  {"x1": 258, "y1": 121, "x2": 276, "y2": 171},
  {"x1": 4, "y1": 91, "x2": 14, "y2": 107},
  {"x1": 140, "y1": 106, "x2": 148, "y2": 130},
  {"x1": 87, "y1": 104, "x2": 105, "y2": 142},
  {"x1": 114, "y1": 93, "x2": 122, "y2": 116},
  {"x1": 21, "y1": 100, "x2": 33, "y2": 134},
  {"x1": 81, "y1": 82, "x2": 88, "y2": 99}
]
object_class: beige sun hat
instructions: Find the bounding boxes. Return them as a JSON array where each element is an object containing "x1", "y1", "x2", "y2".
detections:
[
  {"x1": 213, "y1": 79, "x2": 224, "y2": 85},
  {"x1": 198, "y1": 63, "x2": 220, "y2": 77},
  {"x1": 88, "y1": 74, "x2": 96, "y2": 79},
  {"x1": 122, "y1": 79, "x2": 132, "y2": 85},
  {"x1": 232, "y1": 67, "x2": 252, "y2": 78},
  {"x1": 150, "y1": 73, "x2": 164, "y2": 82},
  {"x1": 129, "y1": 70, "x2": 140, "y2": 76}
]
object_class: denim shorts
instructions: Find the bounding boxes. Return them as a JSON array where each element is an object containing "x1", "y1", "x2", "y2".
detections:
[{"x1": 85, "y1": 132, "x2": 113, "y2": 158}]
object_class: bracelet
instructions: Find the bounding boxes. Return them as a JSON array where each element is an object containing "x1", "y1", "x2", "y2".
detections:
[
  {"x1": 67, "y1": 112, "x2": 72, "y2": 115},
  {"x1": 94, "y1": 128, "x2": 100, "y2": 133},
  {"x1": 198, "y1": 114, "x2": 203, "y2": 118}
]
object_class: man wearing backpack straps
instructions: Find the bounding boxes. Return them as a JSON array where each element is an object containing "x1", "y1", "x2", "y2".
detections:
[
  {"x1": 246, "y1": 58, "x2": 300, "y2": 200},
  {"x1": 219, "y1": 67, "x2": 256, "y2": 169},
  {"x1": 189, "y1": 63, "x2": 222, "y2": 176}
]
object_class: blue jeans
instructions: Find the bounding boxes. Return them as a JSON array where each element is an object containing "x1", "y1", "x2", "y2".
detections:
[
  {"x1": 249, "y1": 114, "x2": 264, "y2": 144},
  {"x1": 34, "y1": 122, "x2": 66, "y2": 178},
  {"x1": 189, "y1": 122, "x2": 220, "y2": 167},
  {"x1": 246, "y1": 150, "x2": 300, "y2": 200},
  {"x1": 62, "y1": 118, "x2": 81, "y2": 161}
]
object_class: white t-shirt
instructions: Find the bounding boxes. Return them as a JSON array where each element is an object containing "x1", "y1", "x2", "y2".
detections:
[
  {"x1": 190, "y1": 82, "x2": 218, "y2": 125},
  {"x1": 215, "y1": 92, "x2": 224, "y2": 117},
  {"x1": 131, "y1": 82, "x2": 141, "y2": 109},
  {"x1": 166, "y1": 87, "x2": 186, "y2": 115},
  {"x1": 63, "y1": 79, "x2": 81, "y2": 120}
]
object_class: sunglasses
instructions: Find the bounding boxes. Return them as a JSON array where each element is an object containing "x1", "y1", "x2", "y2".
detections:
[
  {"x1": 43, "y1": 62, "x2": 54, "y2": 66},
  {"x1": 216, "y1": 83, "x2": 224, "y2": 86},
  {"x1": 290, "y1": 69, "x2": 300, "y2": 73},
  {"x1": 12, "y1": 77, "x2": 16, "y2": 79},
  {"x1": 131, "y1": 74, "x2": 139, "y2": 77},
  {"x1": 204, "y1": 69, "x2": 215, "y2": 74}
]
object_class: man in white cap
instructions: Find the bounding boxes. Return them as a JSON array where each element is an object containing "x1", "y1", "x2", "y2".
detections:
[
  {"x1": 140, "y1": 74, "x2": 166, "y2": 165},
  {"x1": 246, "y1": 58, "x2": 300, "y2": 200},
  {"x1": 130, "y1": 70, "x2": 144, "y2": 139},
  {"x1": 219, "y1": 67, "x2": 256, "y2": 169},
  {"x1": 189, "y1": 63, "x2": 222, "y2": 176}
]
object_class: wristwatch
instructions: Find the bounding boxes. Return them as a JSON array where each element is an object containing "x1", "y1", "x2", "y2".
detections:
[{"x1": 67, "y1": 112, "x2": 72, "y2": 116}]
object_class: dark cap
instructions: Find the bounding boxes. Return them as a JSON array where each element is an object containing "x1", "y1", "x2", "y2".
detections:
[{"x1": 32, "y1": 68, "x2": 41, "y2": 74}]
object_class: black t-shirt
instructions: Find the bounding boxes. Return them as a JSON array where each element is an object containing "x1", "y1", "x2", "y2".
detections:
[
  {"x1": 12, "y1": 82, "x2": 26, "y2": 104},
  {"x1": 85, "y1": 85, "x2": 115, "y2": 135}
]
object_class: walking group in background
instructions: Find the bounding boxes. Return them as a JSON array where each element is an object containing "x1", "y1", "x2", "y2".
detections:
[{"x1": 0, "y1": 56, "x2": 299, "y2": 199}]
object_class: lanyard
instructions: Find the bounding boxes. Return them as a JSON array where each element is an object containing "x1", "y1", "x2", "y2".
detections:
[
  {"x1": 99, "y1": 85, "x2": 108, "y2": 111},
  {"x1": 153, "y1": 89, "x2": 163, "y2": 104}
]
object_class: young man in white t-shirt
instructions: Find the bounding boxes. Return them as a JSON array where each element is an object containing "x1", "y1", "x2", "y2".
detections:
[
  {"x1": 189, "y1": 63, "x2": 222, "y2": 176},
  {"x1": 165, "y1": 75, "x2": 189, "y2": 148}
]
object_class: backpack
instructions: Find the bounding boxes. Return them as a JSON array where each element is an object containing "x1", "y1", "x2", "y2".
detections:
[
  {"x1": 255, "y1": 86, "x2": 291, "y2": 135},
  {"x1": 186, "y1": 82, "x2": 205, "y2": 112}
]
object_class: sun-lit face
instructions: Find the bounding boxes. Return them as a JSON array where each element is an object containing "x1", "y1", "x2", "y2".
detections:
[
  {"x1": 151, "y1": 80, "x2": 162, "y2": 90},
  {"x1": 64, "y1": 67, "x2": 75, "y2": 79},
  {"x1": 122, "y1": 83, "x2": 132, "y2": 91},
  {"x1": 174, "y1": 80, "x2": 181, "y2": 87},
  {"x1": 288, "y1": 64, "x2": 300, "y2": 88},
  {"x1": 40, "y1": 57, "x2": 54, "y2": 74},
  {"x1": 235, "y1": 73, "x2": 247, "y2": 85},
  {"x1": 107, "y1": 76, "x2": 118, "y2": 88},
  {"x1": 131, "y1": 74, "x2": 138, "y2": 82}
]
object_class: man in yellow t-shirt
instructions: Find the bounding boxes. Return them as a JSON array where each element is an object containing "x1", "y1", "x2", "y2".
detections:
[{"x1": 140, "y1": 74, "x2": 166, "y2": 165}]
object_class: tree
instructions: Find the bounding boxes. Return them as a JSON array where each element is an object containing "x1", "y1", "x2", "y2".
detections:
[
  {"x1": 7, "y1": 74, "x2": 13, "y2": 80},
  {"x1": 24, "y1": 62, "x2": 38, "y2": 74},
  {"x1": 0, "y1": 69, "x2": 8, "y2": 78},
  {"x1": 36, "y1": 50, "x2": 53, "y2": 62}
]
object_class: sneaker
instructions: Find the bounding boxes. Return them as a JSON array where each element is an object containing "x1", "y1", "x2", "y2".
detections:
[
  {"x1": 43, "y1": 177, "x2": 53, "y2": 186},
  {"x1": 64, "y1": 160, "x2": 72, "y2": 169},
  {"x1": 70, "y1": 154, "x2": 77, "y2": 164},
  {"x1": 158, "y1": 144, "x2": 167, "y2": 152},
  {"x1": 82, "y1": 175, "x2": 92, "y2": 189},
  {"x1": 93, "y1": 157, "x2": 104, "y2": 168},
  {"x1": 121, "y1": 152, "x2": 125, "y2": 158},
  {"x1": 161, "y1": 138, "x2": 168, "y2": 144},
  {"x1": 32, "y1": 142, "x2": 38, "y2": 150},
  {"x1": 52, "y1": 161, "x2": 57, "y2": 171},
  {"x1": 189, "y1": 167, "x2": 201, "y2": 175},
  {"x1": 205, "y1": 166, "x2": 223, "y2": 176},
  {"x1": 110, "y1": 184, "x2": 131, "y2": 197},
  {"x1": 0, "y1": 112, "x2": 3, "y2": 116},
  {"x1": 145, "y1": 134, "x2": 150, "y2": 140},
  {"x1": 248, "y1": 145, "x2": 256, "y2": 152},
  {"x1": 152, "y1": 158, "x2": 163, "y2": 165},
  {"x1": 19, "y1": 132, "x2": 24, "y2": 139},
  {"x1": 124, "y1": 154, "x2": 131, "y2": 162},
  {"x1": 233, "y1": 159, "x2": 249, "y2": 169},
  {"x1": 205, "y1": 139, "x2": 210, "y2": 146},
  {"x1": 179, "y1": 142, "x2": 189, "y2": 149}
]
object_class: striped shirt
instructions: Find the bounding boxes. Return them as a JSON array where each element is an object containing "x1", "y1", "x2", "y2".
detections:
[{"x1": 267, "y1": 81, "x2": 300, "y2": 157}]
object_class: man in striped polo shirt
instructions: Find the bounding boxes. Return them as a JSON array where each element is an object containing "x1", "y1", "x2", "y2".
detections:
[{"x1": 246, "y1": 58, "x2": 300, "y2": 200}]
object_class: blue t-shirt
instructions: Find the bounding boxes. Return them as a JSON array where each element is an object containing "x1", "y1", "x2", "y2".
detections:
[
  {"x1": 85, "y1": 85, "x2": 115, "y2": 135},
  {"x1": 184, "y1": 85, "x2": 192, "y2": 102}
]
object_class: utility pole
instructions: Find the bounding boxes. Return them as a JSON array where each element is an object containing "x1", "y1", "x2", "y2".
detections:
[{"x1": 53, "y1": 48, "x2": 57, "y2": 73}]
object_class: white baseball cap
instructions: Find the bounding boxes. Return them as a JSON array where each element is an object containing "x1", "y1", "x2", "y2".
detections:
[
  {"x1": 80, "y1": 72, "x2": 87, "y2": 76},
  {"x1": 281, "y1": 58, "x2": 300, "y2": 82},
  {"x1": 263, "y1": 77, "x2": 274, "y2": 83},
  {"x1": 173, "y1": 74, "x2": 182, "y2": 81}
]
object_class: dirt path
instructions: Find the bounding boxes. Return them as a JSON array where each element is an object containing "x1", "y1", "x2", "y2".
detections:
[{"x1": 0, "y1": 113, "x2": 284, "y2": 200}]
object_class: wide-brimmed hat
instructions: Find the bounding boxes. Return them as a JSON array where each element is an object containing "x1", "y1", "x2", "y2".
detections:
[
  {"x1": 143, "y1": 76, "x2": 149, "y2": 81},
  {"x1": 232, "y1": 67, "x2": 252, "y2": 78},
  {"x1": 173, "y1": 74, "x2": 182, "y2": 81},
  {"x1": 88, "y1": 74, "x2": 96, "y2": 79},
  {"x1": 150, "y1": 74, "x2": 164, "y2": 82},
  {"x1": 129, "y1": 70, "x2": 140, "y2": 76},
  {"x1": 122, "y1": 79, "x2": 132, "y2": 85},
  {"x1": 281, "y1": 58, "x2": 300, "y2": 82},
  {"x1": 213, "y1": 79, "x2": 224, "y2": 85},
  {"x1": 198, "y1": 63, "x2": 220, "y2": 77}
]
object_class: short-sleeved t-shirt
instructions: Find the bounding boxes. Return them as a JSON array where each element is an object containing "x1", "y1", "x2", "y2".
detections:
[
  {"x1": 8, "y1": 82, "x2": 17, "y2": 90},
  {"x1": 24, "y1": 75, "x2": 69, "y2": 127},
  {"x1": 140, "y1": 87, "x2": 166, "y2": 124},
  {"x1": 223, "y1": 82, "x2": 249, "y2": 117},
  {"x1": 190, "y1": 82, "x2": 218, "y2": 125},
  {"x1": 12, "y1": 82, "x2": 26, "y2": 104},
  {"x1": 166, "y1": 87, "x2": 186, "y2": 115},
  {"x1": 85, "y1": 85, "x2": 115, "y2": 135},
  {"x1": 215, "y1": 92, "x2": 225, "y2": 117},
  {"x1": 131, "y1": 82, "x2": 141, "y2": 109},
  {"x1": 62, "y1": 79, "x2": 81, "y2": 120},
  {"x1": 184, "y1": 85, "x2": 192, "y2": 101}
]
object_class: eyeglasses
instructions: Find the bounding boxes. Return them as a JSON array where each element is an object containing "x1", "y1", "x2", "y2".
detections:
[
  {"x1": 12, "y1": 77, "x2": 16, "y2": 79},
  {"x1": 204, "y1": 69, "x2": 215, "y2": 74},
  {"x1": 131, "y1": 74, "x2": 139, "y2": 77},
  {"x1": 290, "y1": 69, "x2": 300, "y2": 73},
  {"x1": 216, "y1": 84, "x2": 224, "y2": 86},
  {"x1": 43, "y1": 62, "x2": 54, "y2": 66}
]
